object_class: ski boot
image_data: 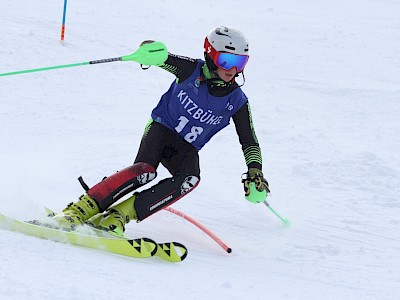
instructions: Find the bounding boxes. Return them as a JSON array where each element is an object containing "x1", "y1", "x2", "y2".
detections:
[
  {"x1": 53, "y1": 194, "x2": 100, "y2": 229},
  {"x1": 91, "y1": 194, "x2": 138, "y2": 237}
]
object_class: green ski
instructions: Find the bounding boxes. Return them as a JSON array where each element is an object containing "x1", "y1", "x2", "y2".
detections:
[{"x1": 0, "y1": 212, "x2": 187, "y2": 262}]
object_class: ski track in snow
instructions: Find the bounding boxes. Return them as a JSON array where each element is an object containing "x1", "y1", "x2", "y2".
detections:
[{"x1": 1, "y1": 0, "x2": 399, "y2": 299}]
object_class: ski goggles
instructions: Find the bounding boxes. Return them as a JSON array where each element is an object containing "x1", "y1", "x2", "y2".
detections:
[
  {"x1": 214, "y1": 52, "x2": 249, "y2": 72},
  {"x1": 205, "y1": 38, "x2": 249, "y2": 72}
]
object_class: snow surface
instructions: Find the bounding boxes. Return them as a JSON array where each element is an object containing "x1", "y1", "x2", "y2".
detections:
[{"x1": 1, "y1": 0, "x2": 399, "y2": 299}]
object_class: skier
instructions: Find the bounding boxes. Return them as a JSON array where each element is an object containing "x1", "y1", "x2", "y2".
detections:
[{"x1": 53, "y1": 26, "x2": 270, "y2": 236}]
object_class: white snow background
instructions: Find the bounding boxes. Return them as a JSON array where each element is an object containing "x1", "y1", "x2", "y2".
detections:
[{"x1": 1, "y1": 0, "x2": 399, "y2": 299}]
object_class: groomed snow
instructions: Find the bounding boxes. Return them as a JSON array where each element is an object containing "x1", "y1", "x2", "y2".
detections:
[{"x1": 1, "y1": 1, "x2": 399, "y2": 299}]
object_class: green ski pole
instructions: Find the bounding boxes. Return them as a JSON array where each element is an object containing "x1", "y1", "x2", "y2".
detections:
[
  {"x1": 0, "y1": 41, "x2": 168, "y2": 77},
  {"x1": 263, "y1": 200, "x2": 290, "y2": 225},
  {"x1": 244, "y1": 180, "x2": 290, "y2": 225}
]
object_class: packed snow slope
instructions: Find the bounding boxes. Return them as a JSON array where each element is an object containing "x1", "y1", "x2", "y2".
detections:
[{"x1": 1, "y1": 0, "x2": 399, "y2": 299}]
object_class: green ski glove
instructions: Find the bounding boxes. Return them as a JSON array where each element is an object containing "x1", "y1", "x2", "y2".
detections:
[{"x1": 242, "y1": 168, "x2": 270, "y2": 203}]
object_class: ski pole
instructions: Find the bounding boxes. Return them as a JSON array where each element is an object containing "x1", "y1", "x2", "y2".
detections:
[
  {"x1": 263, "y1": 200, "x2": 290, "y2": 225},
  {"x1": 0, "y1": 41, "x2": 168, "y2": 77},
  {"x1": 164, "y1": 206, "x2": 232, "y2": 253},
  {"x1": 60, "y1": 0, "x2": 68, "y2": 41}
]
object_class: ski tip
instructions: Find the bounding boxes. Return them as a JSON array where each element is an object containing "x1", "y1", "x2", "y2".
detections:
[
  {"x1": 226, "y1": 247, "x2": 232, "y2": 253},
  {"x1": 141, "y1": 237, "x2": 158, "y2": 256},
  {"x1": 172, "y1": 242, "x2": 188, "y2": 262},
  {"x1": 156, "y1": 241, "x2": 188, "y2": 262}
]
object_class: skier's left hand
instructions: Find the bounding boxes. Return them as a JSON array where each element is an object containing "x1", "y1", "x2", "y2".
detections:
[{"x1": 242, "y1": 168, "x2": 270, "y2": 198}]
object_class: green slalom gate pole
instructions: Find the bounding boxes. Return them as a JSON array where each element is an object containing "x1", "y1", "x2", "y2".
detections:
[
  {"x1": 263, "y1": 200, "x2": 290, "y2": 225},
  {"x1": 0, "y1": 41, "x2": 168, "y2": 77}
]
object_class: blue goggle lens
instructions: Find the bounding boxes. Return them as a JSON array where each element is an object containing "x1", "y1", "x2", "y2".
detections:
[{"x1": 216, "y1": 53, "x2": 249, "y2": 72}]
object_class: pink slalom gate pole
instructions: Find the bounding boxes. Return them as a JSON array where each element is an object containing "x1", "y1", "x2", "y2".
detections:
[
  {"x1": 164, "y1": 206, "x2": 232, "y2": 253},
  {"x1": 60, "y1": 0, "x2": 68, "y2": 41}
]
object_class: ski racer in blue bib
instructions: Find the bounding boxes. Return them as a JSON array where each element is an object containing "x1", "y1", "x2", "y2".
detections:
[
  {"x1": 54, "y1": 26, "x2": 270, "y2": 236},
  {"x1": 152, "y1": 60, "x2": 248, "y2": 150}
]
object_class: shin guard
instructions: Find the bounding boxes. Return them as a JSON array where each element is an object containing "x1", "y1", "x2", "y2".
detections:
[
  {"x1": 87, "y1": 162, "x2": 156, "y2": 211},
  {"x1": 134, "y1": 175, "x2": 200, "y2": 221}
]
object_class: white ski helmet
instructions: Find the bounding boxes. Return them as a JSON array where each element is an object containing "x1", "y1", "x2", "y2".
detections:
[
  {"x1": 204, "y1": 26, "x2": 249, "y2": 73},
  {"x1": 204, "y1": 26, "x2": 249, "y2": 55}
]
